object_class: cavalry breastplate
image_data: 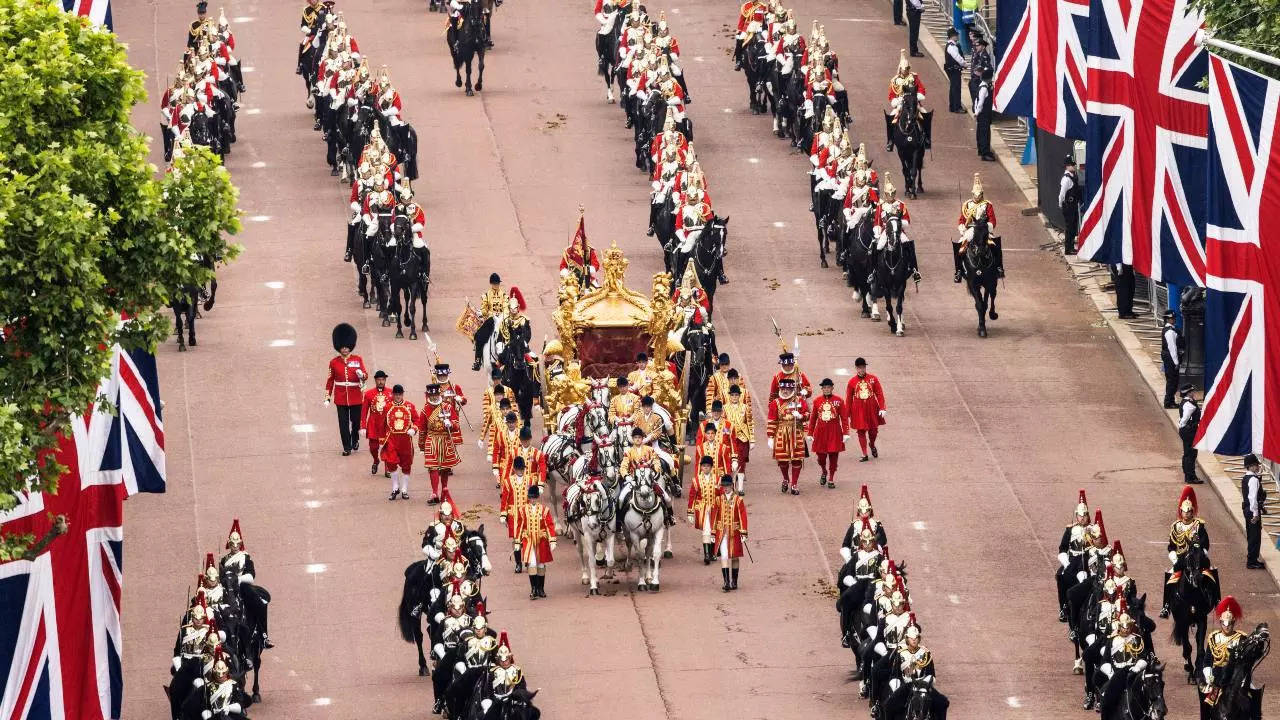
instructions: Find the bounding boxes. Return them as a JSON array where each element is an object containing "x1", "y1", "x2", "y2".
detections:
[
  {"x1": 1170, "y1": 520, "x2": 1201, "y2": 554},
  {"x1": 1067, "y1": 525, "x2": 1087, "y2": 554},
  {"x1": 1111, "y1": 635, "x2": 1144, "y2": 665},
  {"x1": 491, "y1": 665, "x2": 522, "y2": 696},
  {"x1": 855, "y1": 550, "x2": 881, "y2": 578}
]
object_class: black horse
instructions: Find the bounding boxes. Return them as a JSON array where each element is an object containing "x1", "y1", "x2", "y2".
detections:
[
  {"x1": 217, "y1": 567, "x2": 268, "y2": 704},
  {"x1": 742, "y1": 32, "x2": 771, "y2": 114},
  {"x1": 961, "y1": 218, "x2": 1001, "y2": 338},
  {"x1": 1102, "y1": 660, "x2": 1166, "y2": 720},
  {"x1": 672, "y1": 321, "x2": 716, "y2": 442},
  {"x1": 671, "y1": 215, "x2": 729, "y2": 299},
  {"x1": 396, "y1": 527, "x2": 490, "y2": 676},
  {"x1": 885, "y1": 90, "x2": 930, "y2": 198},
  {"x1": 448, "y1": 2, "x2": 487, "y2": 96},
  {"x1": 1169, "y1": 543, "x2": 1220, "y2": 684},
  {"x1": 387, "y1": 218, "x2": 430, "y2": 340},
  {"x1": 871, "y1": 217, "x2": 918, "y2": 337},
  {"x1": 498, "y1": 324, "x2": 537, "y2": 428},
  {"x1": 1202, "y1": 623, "x2": 1270, "y2": 720},
  {"x1": 596, "y1": 10, "x2": 625, "y2": 102},
  {"x1": 170, "y1": 286, "x2": 201, "y2": 351},
  {"x1": 841, "y1": 210, "x2": 878, "y2": 318}
]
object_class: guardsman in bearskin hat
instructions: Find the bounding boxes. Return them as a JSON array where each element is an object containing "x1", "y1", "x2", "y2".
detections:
[{"x1": 325, "y1": 323, "x2": 367, "y2": 455}]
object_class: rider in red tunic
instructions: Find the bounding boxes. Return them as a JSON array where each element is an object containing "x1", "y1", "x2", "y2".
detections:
[
  {"x1": 806, "y1": 378, "x2": 849, "y2": 489},
  {"x1": 844, "y1": 357, "x2": 886, "y2": 462},
  {"x1": 380, "y1": 384, "x2": 419, "y2": 501},
  {"x1": 768, "y1": 377, "x2": 810, "y2": 495},
  {"x1": 360, "y1": 370, "x2": 393, "y2": 476}
]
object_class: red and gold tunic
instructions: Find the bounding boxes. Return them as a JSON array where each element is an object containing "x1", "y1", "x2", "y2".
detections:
[
  {"x1": 767, "y1": 396, "x2": 810, "y2": 462},
  {"x1": 417, "y1": 401, "x2": 461, "y2": 469},
  {"x1": 433, "y1": 382, "x2": 466, "y2": 446},
  {"x1": 687, "y1": 471, "x2": 718, "y2": 531},
  {"x1": 620, "y1": 445, "x2": 658, "y2": 477},
  {"x1": 502, "y1": 443, "x2": 547, "y2": 486},
  {"x1": 325, "y1": 354, "x2": 367, "y2": 405},
  {"x1": 705, "y1": 370, "x2": 731, "y2": 409},
  {"x1": 844, "y1": 374, "x2": 886, "y2": 431},
  {"x1": 501, "y1": 471, "x2": 533, "y2": 538},
  {"x1": 806, "y1": 394, "x2": 849, "y2": 454},
  {"x1": 361, "y1": 387, "x2": 393, "y2": 438},
  {"x1": 694, "y1": 422, "x2": 737, "y2": 477},
  {"x1": 480, "y1": 386, "x2": 501, "y2": 450},
  {"x1": 491, "y1": 425, "x2": 518, "y2": 471},
  {"x1": 722, "y1": 397, "x2": 755, "y2": 463},
  {"x1": 380, "y1": 401, "x2": 419, "y2": 471},
  {"x1": 710, "y1": 489, "x2": 749, "y2": 558},
  {"x1": 517, "y1": 502, "x2": 556, "y2": 564}
]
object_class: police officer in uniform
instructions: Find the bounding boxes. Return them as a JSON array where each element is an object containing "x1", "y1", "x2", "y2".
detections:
[
  {"x1": 943, "y1": 29, "x2": 965, "y2": 113},
  {"x1": 1161, "y1": 310, "x2": 1182, "y2": 408},
  {"x1": 968, "y1": 34, "x2": 992, "y2": 112},
  {"x1": 1177, "y1": 384, "x2": 1202, "y2": 485},
  {"x1": 1059, "y1": 154, "x2": 1081, "y2": 254},
  {"x1": 1242, "y1": 454, "x2": 1267, "y2": 570},
  {"x1": 974, "y1": 66, "x2": 996, "y2": 161}
]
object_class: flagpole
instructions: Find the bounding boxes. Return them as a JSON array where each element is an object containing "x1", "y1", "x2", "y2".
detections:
[{"x1": 1202, "y1": 36, "x2": 1280, "y2": 70}]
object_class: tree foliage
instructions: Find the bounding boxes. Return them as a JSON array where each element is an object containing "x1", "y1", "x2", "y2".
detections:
[
  {"x1": 0, "y1": 0, "x2": 239, "y2": 556},
  {"x1": 1193, "y1": 0, "x2": 1280, "y2": 79}
]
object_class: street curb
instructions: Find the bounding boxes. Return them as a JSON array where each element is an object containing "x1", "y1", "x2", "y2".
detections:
[{"x1": 908, "y1": 5, "x2": 1280, "y2": 584}]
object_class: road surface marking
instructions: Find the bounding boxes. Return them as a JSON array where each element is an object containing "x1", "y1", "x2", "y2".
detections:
[
  {"x1": 748, "y1": 157, "x2": 760, "y2": 164},
  {"x1": 834, "y1": 367, "x2": 851, "y2": 376},
  {"x1": 792, "y1": 278, "x2": 805, "y2": 285},
  {"x1": 1006, "y1": 697, "x2": 1022, "y2": 708},
  {"x1": 313, "y1": 698, "x2": 331, "y2": 706},
  {"x1": 835, "y1": 17, "x2": 877, "y2": 22},
  {"x1": 252, "y1": 161, "x2": 267, "y2": 168},
  {"x1": 264, "y1": 281, "x2": 284, "y2": 289},
  {"x1": 269, "y1": 339, "x2": 295, "y2": 347},
  {"x1": 249, "y1": 215, "x2": 271, "y2": 222},
  {"x1": 912, "y1": 521, "x2": 927, "y2": 530},
  {"x1": 242, "y1": 66, "x2": 256, "y2": 73},
  {"x1": 305, "y1": 563, "x2": 327, "y2": 574},
  {"x1": 232, "y1": 15, "x2": 254, "y2": 22},
  {"x1": 292, "y1": 424, "x2": 316, "y2": 433},
  {"x1": 948, "y1": 594, "x2": 961, "y2": 605},
  {"x1": 694, "y1": 55, "x2": 704, "y2": 62},
  {"x1": 245, "y1": 108, "x2": 261, "y2": 115},
  {"x1": 773, "y1": 221, "x2": 786, "y2": 228},
  {"x1": 304, "y1": 500, "x2": 322, "y2": 509},
  {"x1": 670, "y1": 7, "x2": 679, "y2": 12},
  {"x1": 723, "y1": 108, "x2": 734, "y2": 113}
]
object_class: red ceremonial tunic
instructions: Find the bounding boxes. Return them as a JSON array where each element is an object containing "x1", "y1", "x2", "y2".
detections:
[
  {"x1": 845, "y1": 374, "x2": 886, "y2": 430},
  {"x1": 501, "y1": 470, "x2": 533, "y2": 538},
  {"x1": 360, "y1": 387, "x2": 393, "y2": 437},
  {"x1": 807, "y1": 395, "x2": 849, "y2": 453},
  {"x1": 687, "y1": 471, "x2": 718, "y2": 530},
  {"x1": 768, "y1": 396, "x2": 810, "y2": 462},
  {"x1": 325, "y1": 354, "x2": 367, "y2": 405},
  {"x1": 503, "y1": 444, "x2": 548, "y2": 486},
  {"x1": 380, "y1": 401, "x2": 419, "y2": 471},
  {"x1": 517, "y1": 503, "x2": 556, "y2": 564},
  {"x1": 768, "y1": 369, "x2": 812, "y2": 402},
  {"x1": 711, "y1": 490, "x2": 749, "y2": 558},
  {"x1": 418, "y1": 401, "x2": 461, "y2": 469},
  {"x1": 694, "y1": 424, "x2": 737, "y2": 477}
]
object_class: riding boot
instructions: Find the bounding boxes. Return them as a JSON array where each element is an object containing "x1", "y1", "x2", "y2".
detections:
[
  {"x1": 994, "y1": 237, "x2": 1006, "y2": 277},
  {"x1": 884, "y1": 114, "x2": 894, "y2": 152},
  {"x1": 513, "y1": 549, "x2": 523, "y2": 574},
  {"x1": 733, "y1": 39, "x2": 743, "y2": 70},
  {"x1": 647, "y1": 203, "x2": 658, "y2": 236},
  {"x1": 537, "y1": 574, "x2": 547, "y2": 598},
  {"x1": 952, "y1": 243, "x2": 964, "y2": 283},
  {"x1": 702, "y1": 543, "x2": 712, "y2": 565},
  {"x1": 528, "y1": 574, "x2": 537, "y2": 600},
  {"x1": 731, "y1": 567, "x2": 739, "y2": 590},
  {"x1": 721, "y1": 568, "x2": 731, "y2": 592},
  {"x1": 1159, "y1": 572, "x2": 1171, "y2": 617}
]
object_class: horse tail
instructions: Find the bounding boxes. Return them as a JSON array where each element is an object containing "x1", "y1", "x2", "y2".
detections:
[{"x1": 397, "y1": 569, "x2": 421, "y2": 643}]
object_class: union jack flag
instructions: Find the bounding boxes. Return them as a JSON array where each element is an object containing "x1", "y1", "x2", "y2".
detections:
[
  {"x1": 0, "y1": 344, "x2": 164, "y2": 720},
  {"x1": 993, "y1": 0, "x2": 1090, "y2": 139},
  {"x1": 1196, "y1": 55, "x2": 1280, "y2": 459},
  {"x1": 62, "y1": 0, "x2": 112, "y2": 30},
  {"x1": 1076, "y1": 0, "x2": 1208, "y2": 287}
]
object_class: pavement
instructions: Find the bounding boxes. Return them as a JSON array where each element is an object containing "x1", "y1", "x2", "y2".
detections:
[{"x1": 113, "y1": 0, "x2": 1280, "y2": 718}]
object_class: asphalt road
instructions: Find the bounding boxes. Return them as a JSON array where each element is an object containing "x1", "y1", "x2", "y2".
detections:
[{"x1": 114, "y1": 0, "x2": 1280, "y2": 717}]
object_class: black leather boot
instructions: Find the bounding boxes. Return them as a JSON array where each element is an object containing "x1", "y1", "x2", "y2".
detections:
[
  {"x1": 731, "y1": 568, "x2": 739, "y2": 590},
  {"x1": 721, "y1": 568, "x2": 731, "y2": 592}
]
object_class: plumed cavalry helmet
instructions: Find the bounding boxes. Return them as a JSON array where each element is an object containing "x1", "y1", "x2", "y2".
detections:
[
  {"x1": 858, "y1": 520, "x2": 877, "y2": 547},
  {"x1": 1114, "y1": 597, "x2": 1134, "y2": 630},
  {"x1": 657, "y1": 10, "x2": 668, "y2": 34},
  {"x1": 203, "y1": 552, "x2": 219, "y2": 585},
  {"x1": 1073, "y1": 489, "x2": 1089, "y2": 521},
  {"x1": 821, "y1": 105, "x2": 837, "y2": 134},
  {"x1": 508, "y1": 286, "x2": 527, "y2": 312},
  {"x1": 212, "y1": 647, "x2": 231, "y2": 681},
  {"x1": 897, "y1": 48, "x2": 911, "y2": 76},
  {"x1": 332, "y1": 322, "x2": 358, "y2": 352},
  {"x1": 225, "y1": 518, "x2": 244, "y2": 550},
  {"x1": 971, "y1": 172, "x2": 985, "y2": 201},
  {"x1": 903, "y1": 612, "x2": 922, "y2": 639},
  {"x1": 495, "y1": 632, "x2": 513, "y2": 662},
  {"x1": 662, "y1": 105, "x2": 677, "y2": 133},
  {"x1": 1088, "y1": 509, "x2": 1108, "y2": 545},
  {"x1": 1215, "y1": 595, "x2": 1242, "y2": 627},
  {"x1": 882, "y1": 172, "x2": 897, "y2": 201},
  {"x1": 1110, "y1": 541, "x2": 1127, "y2": 572},
  {"x1": 856, "y1": 484, "x2": 874, "y2": 518},
  {"x1": 1178, "y1": 485, "x2": 1198, "y2": 517}
]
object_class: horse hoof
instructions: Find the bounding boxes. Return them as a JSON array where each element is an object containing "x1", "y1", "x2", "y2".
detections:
[
  {"x1": 395, "y1": 330, "x2": 404, "y2": 339},
  {"x1": 419, "y1": 666, "x2": 429, "y2": 677},
  {"x1": 475, "y1": 83, "x2": 482, "y2": 92},
  {"x1": 590, "y1": 588, "x2": 600, "y2": 596},
  {"x1": 860, "y1": 310, "x2": 871, "y2": 318},
  {"x1": 178, "y1": 344, "x2": 188, "y2": 352},
  {"x1": 252, "y1": 693, "x2": 262, "y2": 703},
  {"x1": 978, "y1": 328, "x2": 988, "y2": 338},
  {"x1": 989, "y1": 311, "x2": 999, "y2": 320},
  {"x1": 596, "y1": 559, "x2": 606, "y2": 567},
  {"x1": 820, "y1": 258, "x2": 829, "y2": 268},
  {"x1": 650, "y1": 583, "x2": 660, "y2": 592},
  {"x1": 581, "y1": 576, "x2": 589, "y2": 585},
  {"x1": 637, "y1": 583, "x2": 647, "y2": 592},
  {"x1": 409, "y1": 332, "x2": 418, "y2": 340},
  {"x1": 455, "y1": 79, "x2": 463, "y2": 88},
  {"x1": 895, "y1": 329, "x2": 904, "y2": 337},
  {"x1": 362, "y1": 301, "x2": 371, "y2": 309},
  {"x1": 663, "y1": 550, "x2": 673, "y2": 559},
  {"x1": 871, "y1": 315, "x2": 881, "y2": 322},
  {"x1": 466, "y1": 89, "x2": 474, "y2": 97}
]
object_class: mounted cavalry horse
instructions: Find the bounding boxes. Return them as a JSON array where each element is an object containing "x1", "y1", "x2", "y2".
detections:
[
  {"x1": 385, "y1": 215, "x2": 431, "y2": 339},
  {"x1": 840, "y1": 208, "x2": 878, "y2": 319},
  {"x1": 884, "y1": 87, "x2": 930, "y2": 199},
  {"x1": 620, "y1": 465, "x2": 669, "y2": 592},
  {"x1": 396, "y1": 525, "x2": 491, "y2": 677},
  {"x1": 869, "y1": 205, "x2": 918, "y2": 337},
  {"x1": 448, "y1": 1, "x2": 487, "y2": 96},
  {"x1": 960, "y1": 217, "x2": 1001, "y2": 337},
  {"x1": 566, "y1": 476, "x2": 618, "y2": 595}
]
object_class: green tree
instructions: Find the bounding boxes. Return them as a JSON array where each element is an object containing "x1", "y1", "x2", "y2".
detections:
[
  {"x1": 1194, "y1": 0, "x2": 1280, "y2": 79},
  {"x1": 0, "y1": 0, "x2": 240, "y2": 559}
]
